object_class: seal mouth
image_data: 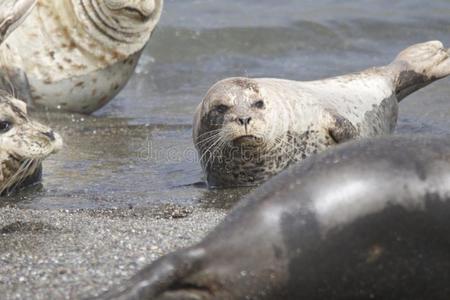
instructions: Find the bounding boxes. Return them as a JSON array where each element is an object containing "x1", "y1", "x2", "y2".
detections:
[
  {"x1": 122, "y1": 7, "x2": 153, "y2": 22},
  {"x1": 232, "y1": 135, "x2": 262, "y2": 146}
]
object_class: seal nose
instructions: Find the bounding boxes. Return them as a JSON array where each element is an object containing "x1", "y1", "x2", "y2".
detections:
[
  {"x1": 41, "y1": 131, "x2": 56, "y2": 141},
  {"x1": 238, "y1": 117, "x2": 252, "y2": 126},
  {"x1": 123, "y1": 0, "x2": 156, "y2": 19}
]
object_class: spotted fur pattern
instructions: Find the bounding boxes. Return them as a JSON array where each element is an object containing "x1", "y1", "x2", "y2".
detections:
[
  {"x1": 0, "y1": 0, "x2": 163, "y2": 113},
  {"x1": 201, "y1": 130, "x2": 334, "y2": 188}
]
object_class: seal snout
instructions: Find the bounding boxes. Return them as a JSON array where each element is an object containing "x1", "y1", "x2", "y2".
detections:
[
  {"x1": 41, "y1": 131, "x2": 55, "y2": 141},
  {"x1": 110, "y1": 0, "x2": 159, "y2": 22},
  {"x1": 237, "y1": 116, "x2": 252, "y2": 126},
  {"x1": 123, "y1": 6, "x2": 151, "y2": 21},
  {"x1": 237, "y1": 115, "x2": 252, "y2": 133}
]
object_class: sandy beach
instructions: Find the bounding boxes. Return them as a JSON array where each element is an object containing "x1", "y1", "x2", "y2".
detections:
[{"x1": 0, "y1": 206, "x2": 225, "y2": 299}]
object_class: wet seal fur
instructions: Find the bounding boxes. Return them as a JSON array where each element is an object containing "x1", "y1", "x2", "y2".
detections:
[
  {"x1": 92, "y1": 135, "x2": 450, "y2": 299},
  {"x1": 193, "y1": 41, "x2": 450, "y2": 188},
  {"x1": 0, "y1": 1, "x2": 62, "y2": 195},
  {"x1": 0, "y1": 0, "x2": 163, "y2": 113},
  {"x1": 0, "y1": 91, "x2": 62, "y2": 195}
]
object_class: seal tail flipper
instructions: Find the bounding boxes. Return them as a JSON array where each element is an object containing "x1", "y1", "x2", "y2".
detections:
[
  {"x1": 0, "y1": 0, "x2": 37, "y2": 44},
  {"x1": 89, "y1": 248, "x2": 207, "y2": 300},
  {"x1": 390, "y1": 41, "x2": 450, "y2": 101}
]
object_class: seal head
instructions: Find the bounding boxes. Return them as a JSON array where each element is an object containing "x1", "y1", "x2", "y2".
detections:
[
  {"x1": 0, "y1": 91, "x2": 62, "y2": 195},
  {"x1": 194, "y1": 78, "x2": 296, "y2": 188}
]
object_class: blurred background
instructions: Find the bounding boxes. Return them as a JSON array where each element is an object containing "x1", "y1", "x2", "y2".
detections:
[{"x1": 8, "y1": 0, "x2": 450, "y2": 209}]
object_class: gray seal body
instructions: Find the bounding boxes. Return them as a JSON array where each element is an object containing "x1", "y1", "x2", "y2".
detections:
[{"x1": 95, "y1": 135, "x2": 450, "y2": 299}]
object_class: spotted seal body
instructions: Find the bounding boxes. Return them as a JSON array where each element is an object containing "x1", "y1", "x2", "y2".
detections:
[
  {"x1": 0, "y1": 0, "x2": 163, "y2": 113},
  {"x1": 194, "y1": 41, "x2": 450, "y2": 187},
  {"x1": 0, "y1": 91, "x2": 62, "y2": 195},
  {"x1": 93, "y1": 135, "x2": 450, "y2": 299},
  {"x1": 0, "y1": 0, "x2": 62, "y2": 195}
]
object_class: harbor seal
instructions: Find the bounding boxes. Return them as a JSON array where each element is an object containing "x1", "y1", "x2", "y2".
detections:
[
  {"x1": 194, "y1": 41, "x2": 450, "y2": 187},
  {"x1": 93, "y1": 135, "x2": 450, "y2": 300},
  {"x1": 0, "y1": 90, "x2": 62, "y2": 195},
  {"x1": 0, "y1": 0, "x2": 163, "y2": 113},
  {"x1": 0, "y1": 0, "x2": 62, "y2": 195}
]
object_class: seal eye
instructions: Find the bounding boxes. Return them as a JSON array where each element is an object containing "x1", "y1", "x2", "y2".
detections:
[
  {"x1": 0, "y1": 121, "x2": 11, "y2": 133},
  {"x1": 214, "y1": 104, "x2": 229, "y2": 114},
  {"x1": 253, "y1": 100, "x2": 265, "y2": 109}
]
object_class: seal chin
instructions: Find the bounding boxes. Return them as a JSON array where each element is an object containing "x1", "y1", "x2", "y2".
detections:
[{"x1": 232, "y1": 135, "x2": 263, "y2": 147}]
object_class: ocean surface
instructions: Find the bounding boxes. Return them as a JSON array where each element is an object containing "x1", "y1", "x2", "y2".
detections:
[{"x1": 6, "y1": 0, "x2": 450, "y2": 209}]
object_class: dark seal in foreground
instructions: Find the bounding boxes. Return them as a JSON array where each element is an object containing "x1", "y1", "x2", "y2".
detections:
[{"x1": 94, "y1": 135, "x2": 450, "y2": 299}]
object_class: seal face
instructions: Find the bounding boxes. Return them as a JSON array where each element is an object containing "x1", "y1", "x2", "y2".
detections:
[
  {"x1": 194, "y1": 41, "x2": 450, "y2": 188},
  {"x1": 94, "y1": 135, "x2": 450, "y2": 300},
  {"x1": 0, "y1": 91, "x2": 62, "y2": 195},
  {"x1": 0, "y1": 0, "x2": 163, "y2": 113},
  {"x1": 194, "y1": 78, "x2": 319, "y2": 187}
]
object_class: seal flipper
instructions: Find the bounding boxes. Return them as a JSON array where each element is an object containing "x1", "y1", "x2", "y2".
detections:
[
  {"x1": 390, "y1": 41, "x2": 450, "y2": 101},
  {"x1": 91, "y1": 248, "x2": 208, "y2": 300},
  {"x1": 327, "y1": 112, "x2": 358, "y2": 144},
  {"x1": 0, "y1": 0, "x2": 37, "y2": 44}
]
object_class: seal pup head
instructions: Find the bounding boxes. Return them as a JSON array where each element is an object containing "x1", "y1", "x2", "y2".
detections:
[
  {"x1": 193, "y1": 77, "x2": 292, "y2": 187},
  {"x1": 0, "y1": 91, "x2": 62, "y2": 195}
]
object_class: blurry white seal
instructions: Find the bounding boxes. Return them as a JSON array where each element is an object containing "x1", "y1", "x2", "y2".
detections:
[{"x1": 0, "y1": 0, "x2": 163, "y2": 113}]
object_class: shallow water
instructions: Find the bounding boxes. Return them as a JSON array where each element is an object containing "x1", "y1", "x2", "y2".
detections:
[{"x1": 6, "y1": 0, "x2": 450, "y2": 209}]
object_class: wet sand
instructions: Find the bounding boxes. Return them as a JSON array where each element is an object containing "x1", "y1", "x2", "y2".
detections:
[{"x1": 0, "y1": 206, "x2": 226, "y2": 299}]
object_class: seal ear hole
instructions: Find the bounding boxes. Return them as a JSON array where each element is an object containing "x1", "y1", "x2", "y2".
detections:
[
  {"x1": 0, "y1": 120, "x2": 12, "y2": 133},
  {"x1": 253, "y1": 100, "x2": 265, "y2": 109},
  {"x1": 214, "y1": 104, "x2": 230, "y2": 114}
]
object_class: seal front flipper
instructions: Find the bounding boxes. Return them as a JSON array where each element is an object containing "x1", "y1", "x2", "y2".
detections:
[
  {"x1": 326, "y1": 111, "x2": 359, "y2": 144},
  {"x1": 389, "y1": 41, "x2": 450, "y2": 100},
  {"x1": 0, "y1": 0, "x2": 37, "y2": 44},
  {"x1": 90, "y1": 248, "x2": 208, "y2": 300}
]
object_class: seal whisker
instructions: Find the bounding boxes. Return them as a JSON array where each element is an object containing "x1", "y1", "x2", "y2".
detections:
[
  {"x1": 203, "y1": 136, "x2": 228, "y2": 168},
  {"x1": 195, "y1": 133, "x2": 222, "y2": 147},
  {"x1": 199, "y1": 136, "x2": 224, "y2": 167},
  {"x1": 1, "y1": 158, "x2": 30, "y2": 194},
  {"x1": 195, "y1": 129, "x2": 223, "y2": 140}
]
